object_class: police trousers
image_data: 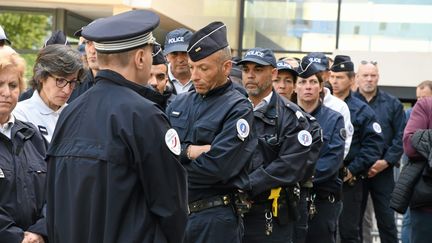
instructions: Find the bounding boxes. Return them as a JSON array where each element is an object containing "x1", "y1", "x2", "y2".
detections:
[
  {"x1": 293, "y1": 188, "x2": 309, "y2": 243},
  {"x1": 361, "y1": 167, "x2": 398, "y2": 243},
  {"x1": 339, "y1": 179, "x2": 364, "y2": 243},
  {"x1": 305, "y1": 193, "x2": 342, "y2": 243},
  {"x1": 243, "y1": 202, "x2": 294, "y2": 243},
  {"x1": 185, "y1": 206, "x2": 243, "y2": 243}
]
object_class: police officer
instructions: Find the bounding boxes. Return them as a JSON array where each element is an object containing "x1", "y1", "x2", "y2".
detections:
[
  {"x1": 0, "y1": 49, "x2": 47, "y2": 243},
  {"x1": 328, "y1": 55, "x2": 384, "y2": 243},
  {"x1": 238, "y1": 48, "x2": 322, "y2": 242},
  {"x1": 68, "y1": 19, "x2": 101, "y2": 102},
  {"x1": 148, "y1": 43, "x2": 175, "y2": 110},
  {"x1": 304, "y1": 52, "x2": 353, "y2": 159},
  {"x1": 273, "y1": 60, "x2": 298, "y2": 100},
  {"x1": 167, "y1": 22, "x2": 256, "y2": 243},
  {"x1": 295, "y1": 56, "x2": 345, "y2": 243},
  {"x1": 46, "y1": 10, "x2": 188, "y2": 243},
  {"x1": 354, "y1": 60, "x2": 405, "y2": 243},
  {"x1": 164, "y1": 28, "x2": 194, "y2": 94}
]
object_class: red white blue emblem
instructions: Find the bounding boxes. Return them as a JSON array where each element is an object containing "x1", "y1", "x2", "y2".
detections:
[{"x1": 298, "y1": 130, "x2": 312, "y2": 146}]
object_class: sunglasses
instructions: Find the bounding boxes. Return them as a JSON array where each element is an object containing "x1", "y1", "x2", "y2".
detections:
[
  {"x1": 49, "y1": 74, "x2": 80, "y2": 89},
  {"x1": 360, "y1": 60, "x2": 378, "y2": 65}
]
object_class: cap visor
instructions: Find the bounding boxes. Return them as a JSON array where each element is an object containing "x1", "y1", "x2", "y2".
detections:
[
  {"x1": 74, "y1": 29, "x2": 82, "y2": 37},
  {"x1": 278, "y1": 68, "x2": 298, "y2": 77},
  {"x1": 298, "y1": 65, "x2": 325, "y2": 78},
  {"x1": 164, "y1": 43, "x2": 189, "y2": 55},
  {"x1": 237, "y1": 57, "x2": 272, "y2": 67}
]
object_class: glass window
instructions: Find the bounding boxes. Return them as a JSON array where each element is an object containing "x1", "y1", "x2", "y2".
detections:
[
  {"x1": 339, "y1": 0, "x2": 432, "y2": 52},
  {"x1": 242, "y1": 0, "x2": 339, "y2": 53}
]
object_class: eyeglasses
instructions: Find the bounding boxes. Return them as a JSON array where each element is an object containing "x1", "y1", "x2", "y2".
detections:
[
  {"x1": 50, "y1": 74, "x2": 80, "y2": 89},
  {"x1": 360, "y1": 60, "x2": 378, "y2": 66}
]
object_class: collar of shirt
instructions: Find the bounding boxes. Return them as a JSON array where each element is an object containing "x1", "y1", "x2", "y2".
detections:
[
  {"x1": 31, "y1": 90, "x2": 67, "y2": 116},
  {"x1": 323, "y1": 87, "x2": 332, "y2": 104},
  {"x1": 251, "y1": 91, "x2": 273, "y2": 111},
  {"x1": 168, "y1": 64, "x2": 193, "y2": 93},
  {"x1": 0, "y1": 114, "x2": 15, "y2": 139}
]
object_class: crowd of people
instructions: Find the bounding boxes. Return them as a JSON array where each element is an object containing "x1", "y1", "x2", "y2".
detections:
[{"x1": 0, "y1": 8, "x2": 431, "y2": 243}]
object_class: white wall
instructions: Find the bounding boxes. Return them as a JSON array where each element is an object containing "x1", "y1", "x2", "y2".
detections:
[{"x1": 333, "y1": 50, "x2": 432, "y2": 88}]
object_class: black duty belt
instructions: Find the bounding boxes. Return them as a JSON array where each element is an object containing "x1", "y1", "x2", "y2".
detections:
[
  {"x1": 313, "y1": 190, "x2": 341, "y2": 203},
  {"x1": 189, "y1": 195, "x2": 231, "y2": 214}
]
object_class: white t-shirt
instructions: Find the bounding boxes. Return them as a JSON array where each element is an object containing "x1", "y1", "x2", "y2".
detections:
[
  {"x1": 13, "y1": 90, "x2": 66, "y2": 143},
  {"x1": 323, "y1": 87, "x2": 353, "y2": 159}
]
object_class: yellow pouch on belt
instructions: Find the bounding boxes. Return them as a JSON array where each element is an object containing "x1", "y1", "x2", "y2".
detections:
[{"x1": 268, "y1": 187, "x2": 281, "y2": 217}]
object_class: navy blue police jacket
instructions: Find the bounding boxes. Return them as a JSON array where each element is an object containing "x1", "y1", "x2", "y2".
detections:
[
  {"x1": 166, "y1": 80, "x2": 257, "y2": 203},
  {"x1": 354, "y1": 89, "x2": 405, "y2": 166},
  {"x1": 248, "y1": 92, "x2": 323, "y2": 197},
  {"x1": 310, "y1": 104, "x2": 345, "y2": 194},
  {"x1": 46, "y1": 70, "x2": 188, "y2": 243},
  {"x1": 344, "y1": 92, "x2": 383, "y2": 175},
  {"x1": 0, "y1": 120, "x2": 47, "y2": 243}
]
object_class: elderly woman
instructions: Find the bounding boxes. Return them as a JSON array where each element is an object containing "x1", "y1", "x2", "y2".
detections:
[
  {"x1": 0, "y1": 50, "x2": 47, "y2": 243},
  {"x1": 13, "y1": 44, "x2": 84, "y2": 142}
]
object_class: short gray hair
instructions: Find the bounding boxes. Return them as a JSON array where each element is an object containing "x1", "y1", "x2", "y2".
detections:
[{"x1": 32, "y1": 44, "x2": 85, "y2": 91}]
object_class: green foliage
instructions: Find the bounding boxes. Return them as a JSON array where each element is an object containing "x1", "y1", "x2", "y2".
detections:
[
  {"x1": 0, "y1": 12, "x2": 50, "y2": 49},
  {"x1": 21, "y1": 53, "x2": 37, "y2": 84}
]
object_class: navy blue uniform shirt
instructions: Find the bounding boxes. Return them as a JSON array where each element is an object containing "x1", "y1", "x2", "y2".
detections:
[
  {"x1": 167, "y1": 80, "x2": 257, "y2": 202},
  {"x1": 248, "y1": 92, "x2": 322, "y2": 197},
  {"x1": 344, "y1": 92, "x2": 383, "y2": 175},
  {"x1": 354, "y1": 89, "x2": 405, "y2": 166},
  {"x1": 310, "y1": 104, "x2": 345, "y2": 193}
]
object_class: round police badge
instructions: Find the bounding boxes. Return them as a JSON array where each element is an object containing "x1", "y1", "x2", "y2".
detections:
[
  {"x1": 339, "y1": 128, "x2": 347, "y2": 140},
  {"x1": 165, "y1": 128, "x2": 181, "y2": 155},
  {"x1": 297, "y1": 130, "x2": 312, "y2": 146},
  {"x1": 347, "y1": 124, "x2": 354, "y2": 135},
  {"x1": 236, "y1": 119, "x2": 250, "y2": 141},
  {"x1": 372, "y1": 122, "x2": 382, "y2": 133}
]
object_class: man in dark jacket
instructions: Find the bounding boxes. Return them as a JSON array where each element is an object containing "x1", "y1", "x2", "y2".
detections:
[
  {"x1": 46, "y1": 10, "x2": 188, "y2": 243},
  {"x1": 354, "y1": 61, "x2": 405, "y2": 243},
  {"x1": 167, "y1": 22, "x2": 257, "y2": 243},
  {"x1": 68, "y1": 20, "x2": 101, "y2": 102},
  {"x1": 239, "y1": 48, "x2": 323, "y2": 242},
  {"x1": 329, "y1": 55, "x2": 384, "y2": 243}
]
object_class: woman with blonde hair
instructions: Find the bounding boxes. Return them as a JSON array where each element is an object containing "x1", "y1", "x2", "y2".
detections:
[{"x1": 0, "y1": 49, "x2": 47, "y2": 243}]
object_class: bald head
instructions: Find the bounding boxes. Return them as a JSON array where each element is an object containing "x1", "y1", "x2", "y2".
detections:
[{"x1": 356, "y1": 62, "x2": 379, "y2": 96}]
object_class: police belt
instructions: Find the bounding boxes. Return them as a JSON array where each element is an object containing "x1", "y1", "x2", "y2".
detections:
[
  {"x1": 189, "y1": 194, "x2": 231, "y2": 213},
  {"x1": 253, "y1": 188, "x2": 289, "y2": 204},
  {"x1": 312, "y1": 190, "x2": 341, "y2": 203}
]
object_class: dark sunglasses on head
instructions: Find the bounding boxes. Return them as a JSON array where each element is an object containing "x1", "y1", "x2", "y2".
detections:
[{"x1": 360, "y1": 60, "x2": 378, "y2": 65}]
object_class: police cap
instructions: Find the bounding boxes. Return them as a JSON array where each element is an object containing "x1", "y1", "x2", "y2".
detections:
[
  {"x1": 187, "y1": 21, "x2": 229, "y2": 62},
  {"x1": 152, "y1": 43, "x2": 166, "y2": 65},
  {"x1": 330, "y1": 55, "x2": 354, "y2": 72},
  {"x1": 74, "y1": 18, "x2": 103, "y2": 37},
  {"x1": 0, "y1": 25, "x2": 11, "y2": 45},
  {"x1": 237, "y1": 47, "x2": 277, "y2": 68},
  {"x1": 164, "y1": 28, "x2": 193, "y2": 55},
  {"x1": 297, "y1": 52, "x2": 328, "y2": 78},
  {"x1": 276, "y1": 60, "x2": 298, "y2": 77},
  {"x1": 81, "y1": 10, "x2": 159, "y2": 53},
  {"x1": 44, "y1": 30, "x2": 69, "y2": 48}
]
